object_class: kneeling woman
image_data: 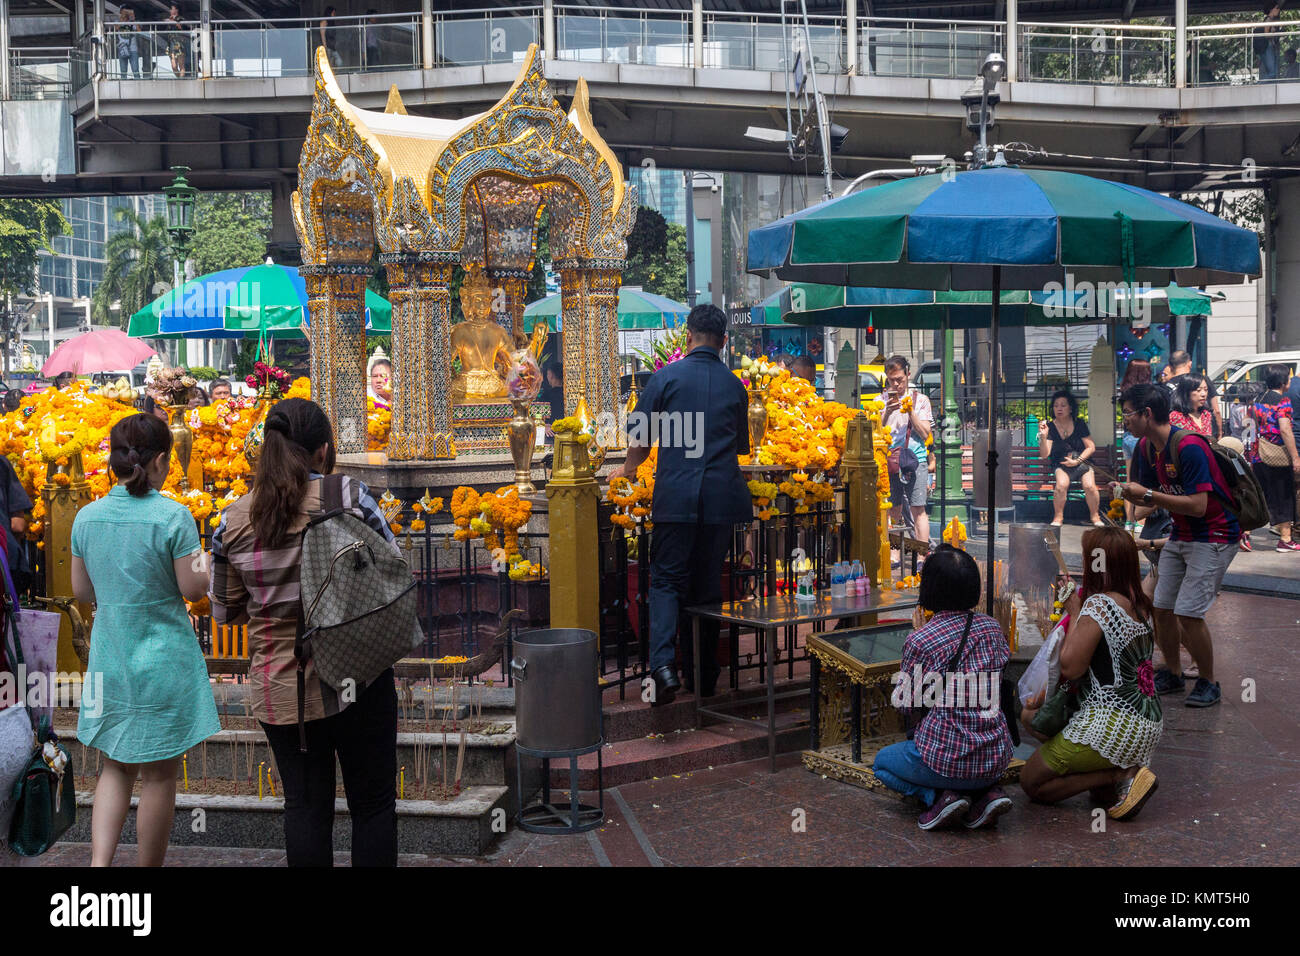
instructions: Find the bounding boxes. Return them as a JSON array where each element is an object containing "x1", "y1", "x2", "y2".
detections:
[
  {"x1": 1019, "y1": 527, "x2": 1163, "y2": 820},
  {"x1": 872, "y1": 546, "x2": 1015, "y2": 831}
]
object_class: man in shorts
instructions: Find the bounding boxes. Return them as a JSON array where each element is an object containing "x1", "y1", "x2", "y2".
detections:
[
  {"x1": 882, "y1": 355, "x2": 933, "y2": 544},
  {"x1": 1118, "y1": 384, "x2": 1238, "y2": 708}
]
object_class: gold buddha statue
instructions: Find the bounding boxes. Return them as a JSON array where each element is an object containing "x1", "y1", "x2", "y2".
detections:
[{"x1": 451, "y1": 266, "x2": 513, "y2": 403}]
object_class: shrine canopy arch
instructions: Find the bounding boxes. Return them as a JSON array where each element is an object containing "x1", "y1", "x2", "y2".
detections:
[{"x1": 290, "y1": 43, "x2": 637, "y2": 462}]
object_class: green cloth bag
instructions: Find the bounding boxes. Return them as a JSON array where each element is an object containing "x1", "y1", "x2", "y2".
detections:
[
  {"x1": 2, "y1": 552, "x2": 76, "y2": 857},
  {"x1": 1030, "y1": 680, "x2": 1080, "y2": 739}
]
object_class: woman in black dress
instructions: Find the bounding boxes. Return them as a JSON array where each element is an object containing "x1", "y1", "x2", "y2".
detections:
[{"x1": 1040, "y1": 389, "x2": 1101, "y2": 527}]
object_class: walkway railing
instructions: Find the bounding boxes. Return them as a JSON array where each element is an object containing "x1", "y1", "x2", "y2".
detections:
[
  {"x1": 859, "y1": 16, "x2": 1001, "y2": 80},
  {"x1": 7, "y1": 47, "x2": 75, "y2": 99},
  {"x1": 1019, "y1": 21, "x2": 1173, "y2": 87},
  {"x1": 31, "y1": 7, "x2": 1300, "y2": 99},
  {"x1": 1189, "y1": 21, "x2": 1300, "y2": 86},
  {"x1": 554, "y1": 5, "x2": 689, "y2": 67}
]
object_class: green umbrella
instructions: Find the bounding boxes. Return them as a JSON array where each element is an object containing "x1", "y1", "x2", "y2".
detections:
[
  {"x1": 523, "y1": 287, "x2": 689, "y2": 332},
  {"x1": 127, "y1": 263, "x2": 391, "y2": 340}
]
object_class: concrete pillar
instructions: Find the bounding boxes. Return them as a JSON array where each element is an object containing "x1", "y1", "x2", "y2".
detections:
[
  {"x1": 1175, "y1": 0, "x2": 1187, "y2": 88},
  {"x1": 545, "y1": 432, "x2": 601, "y2": 634},
  {"x1": 421, "y1": 0, "x2": 433, "y2": 70},
  {"x1": 200, "y1": 0, "x2": 212, "y2": 79},
  {"x1": 1005, "y1": 0, "x2": 1017, "y2": 83},
  {"x1": 692, "y1": 0, "x2": 703, "y2": 68},
  {"x1": 75, "y1": 0, "x2": 86, "y2": 37},
  {"x1": 543, "y1": 0, "x2": 555, "y2": 61},
  {"x1": 1, "y1": 0, "x2": 11, "y2": 101},
  {"x1": 846, "y1": 0, "x2": 857, "y2": 75}
]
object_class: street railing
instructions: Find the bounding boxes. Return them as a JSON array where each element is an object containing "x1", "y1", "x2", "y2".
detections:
[
  {"x1": 211, "y1": 12, "x2": 421, "y2": 79},
  {"x1": 859, "y1": 16, "x2": 1002, "y2": 80},
  {"x1": 555, "y1": 5, "x2": 689, "y2": 67},
  {"x1": 101, "y1": 19, "x2": 199, "y2": 79},
  {"x1": 1018, "y1": 21, "x2": 1173, "y2": 86},
  {"x1": 7, "y1": 47, "x2": 76, "y2": 99},
  {"x1": 1189, "y1": 20, "x2": 1300, "y2": 86}
]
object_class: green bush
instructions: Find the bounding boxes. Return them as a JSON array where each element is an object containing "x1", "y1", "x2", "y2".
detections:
[{"x1": 187, "y1": 366, "x2": 221, "y2": 381}]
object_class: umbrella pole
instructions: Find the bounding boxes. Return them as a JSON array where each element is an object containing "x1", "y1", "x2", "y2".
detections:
[{"x1": 986, "y1": 267, "x2": 1001, "y2": 615}]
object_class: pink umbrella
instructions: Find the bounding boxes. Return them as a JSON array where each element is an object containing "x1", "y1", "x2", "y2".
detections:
[{"x1": 42, "y1": 328, "x2": 156, "y2": 377}]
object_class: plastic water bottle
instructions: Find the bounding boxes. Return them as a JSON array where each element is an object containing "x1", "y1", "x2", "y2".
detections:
[
  {"x1": 850, "y1": 560, "x2": 866, "y2": 597},
  {"x1": 831, "y1": 562, "x2": 846, "y2": 600}
]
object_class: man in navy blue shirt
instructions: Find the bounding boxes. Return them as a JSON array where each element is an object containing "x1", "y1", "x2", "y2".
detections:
[{"x1": 619, "y1": 305, "x2": 751, "y2": 705}]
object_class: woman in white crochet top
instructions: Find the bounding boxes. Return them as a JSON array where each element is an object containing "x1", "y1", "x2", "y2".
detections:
[{"x1": 1019, "y1": 527, "x2": 1164, "y2": 821}]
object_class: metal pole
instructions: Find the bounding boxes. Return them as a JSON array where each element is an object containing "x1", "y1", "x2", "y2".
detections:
[
  {"x1": 543, "y1": 0, "x2": 555, "y2": 61},
  {"x1": 798, "y1": 0, "x2": 834, "y2": 200},
  {"x1": 692, "y1": 0, "x2": 703, "y2": 68},
  {"x1": 846, "y1": 0, "x2": 858, "y2": 75},
  {"x1": 0, "y1": 0, "x2": 11, "y2": 102},
  {"x1": 684, "y1": 171, "x2": 697, "y2": 308},
  {"x1": 200, "y1": 0, "x2": 212, "y2": 79},
  {"x1": 986, "y1": 267, "x2": 1000, "y2": 615},
  {"x1": 421, "y1": 0, "x2": 434, "y2": 70}
]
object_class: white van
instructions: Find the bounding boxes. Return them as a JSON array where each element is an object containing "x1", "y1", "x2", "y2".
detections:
[{"x1": 1211, "y1": 352, "x2": 1300, "y2": 404}]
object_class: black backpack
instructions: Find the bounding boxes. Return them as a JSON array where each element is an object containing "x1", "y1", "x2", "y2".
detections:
[{"x1": 1141, "y1": 428, "x2": 1269, "y2": 532}]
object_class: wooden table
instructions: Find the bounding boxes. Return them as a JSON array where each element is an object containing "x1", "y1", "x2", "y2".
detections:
[{"x1": 685, "y1": 589, "x2": 920, "y2": 772}]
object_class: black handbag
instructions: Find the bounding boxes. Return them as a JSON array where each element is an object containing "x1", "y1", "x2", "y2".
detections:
[
  {"x1": 1029, "y1": 679, "x2": 1081, "y2": 739},
  {"x1": 1, "y1": 552, "x2": 75, "y2": 857}
]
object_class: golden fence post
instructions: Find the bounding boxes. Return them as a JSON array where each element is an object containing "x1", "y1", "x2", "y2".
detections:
[
  {"x1": 545, "y1": 431, "x2": 601, "y2": 635},
  {"x1": 840, "y1": 412, "x2": 881, "y2": 584},
  {"x1": 43, "y1": 453, "x2": 94, "y2": 673}
]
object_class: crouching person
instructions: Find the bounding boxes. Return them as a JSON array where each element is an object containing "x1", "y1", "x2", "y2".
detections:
[
  {"x1": 1018, "y1": 528, "x2": 1163, "y2": 821},
  {"x1": 872, "y1": 546, "x2": 1015, "y2": 831}
]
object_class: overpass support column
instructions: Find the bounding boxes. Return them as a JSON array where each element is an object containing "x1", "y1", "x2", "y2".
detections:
[
  {"x1": 692, "y1": 0, "x2": 703, "y2": 68},
  {"x1": 200, "y1": 0, "x2": 212, "y2": 79},
  {"x1": 421, "y1": 0, "x2": 433, "y2": 70},
  {"x1": 1175, "y1": 0, "x2": 1187, "y2": 88},
  {"x1": 1, "y1": 0, "x2": 11, "y2": 101},
  {"x1": 846, "y1": 0, "x2": 857, "y2": 75},
  {"x1": 543, "y1": 0, "x2": 555, "y2": 60},
  {"x1": 1005, "y1": 0, "x2": 1017, "y2": 83}
]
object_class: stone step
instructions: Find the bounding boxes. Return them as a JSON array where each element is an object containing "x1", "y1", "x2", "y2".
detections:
[
  {"x1": 61, "y1": 723, "x2": 519, "y2": 791},
  {"x1": 65, "y1": 787, "x2": 511, "y2": 857},
  {"x1": 545, "y1": 706, "x2": 811, "y2": 790},
  {"x1": 600, "y1": 678, "x2": 812, "y2": 744}
]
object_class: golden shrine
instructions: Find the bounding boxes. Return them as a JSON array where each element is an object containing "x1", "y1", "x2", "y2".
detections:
[{"x1": 292, "y1": 44, "x2": 636, "y2": 461}]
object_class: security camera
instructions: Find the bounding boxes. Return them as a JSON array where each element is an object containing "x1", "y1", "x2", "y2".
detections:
[{"x1": 710, "y1": 183, "x2": 719, "y2": 194}]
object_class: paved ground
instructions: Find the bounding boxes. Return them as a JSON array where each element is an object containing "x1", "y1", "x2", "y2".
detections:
[
  {"x1": 970, "y1": 521, "x2": 1300, "y2": 598},
  {"x1": 27, "y1": 589, "x2": 1297, "y2": 867}
]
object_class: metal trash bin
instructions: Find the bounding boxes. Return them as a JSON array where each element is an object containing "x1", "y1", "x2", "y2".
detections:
[{"x1": 510, "y1": 628, "x2": 604, "y2": 834}]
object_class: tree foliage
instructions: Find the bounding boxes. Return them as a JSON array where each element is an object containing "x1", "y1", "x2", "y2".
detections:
[
  {"x1": 0, "y1": 199, "x2": 69, "y2": 297},
  {"x1": 190, "y1": 192, "x2": 271, "y2": 275},
  {"x1": 92, "y1": 208, "x2": 173, "y2": 330},
  {"x1": 623, "y1": 205, "x2": 688, "y2": 302}
]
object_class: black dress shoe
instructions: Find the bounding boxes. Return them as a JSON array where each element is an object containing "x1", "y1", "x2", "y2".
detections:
[{"x1": 650, "y1": 666, "x2": 680, "y2": 706}]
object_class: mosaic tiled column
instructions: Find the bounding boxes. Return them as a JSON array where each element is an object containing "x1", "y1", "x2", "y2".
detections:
[
  {"x1": 302, "y1": 265, "x2": 369, "y2": 455},
  {"x1": 383, "y1": 255, "x2": 455, "y2": 460},
  {"x1": 558, "y1": 266, "x2": 587, "y2": 417},
  {"x1": 588, "y1": 268, "x2": 622, "y2": 437}
]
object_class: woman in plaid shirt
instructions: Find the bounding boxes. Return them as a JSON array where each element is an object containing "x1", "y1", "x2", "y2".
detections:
[{"x1": 873, "y1": 546, "x2": 1015, "y2": 831}]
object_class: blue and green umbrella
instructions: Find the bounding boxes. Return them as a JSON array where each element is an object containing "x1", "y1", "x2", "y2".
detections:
[
  {"x1": 523, "y1": 287, "x2": 688, "y2": 332},
  {"x1": 747, "y1": 165, "x2": 1259, "y2": 608}
]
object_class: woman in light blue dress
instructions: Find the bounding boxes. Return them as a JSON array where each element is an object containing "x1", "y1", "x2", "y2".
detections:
[{"x1": 71, "y1": 412, "x2": 218, "y2": 866}]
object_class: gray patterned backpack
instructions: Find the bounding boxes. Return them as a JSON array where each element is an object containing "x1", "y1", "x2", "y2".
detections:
[{"x1": 294, "y1": 474, "x2": 422, "y2": 748}]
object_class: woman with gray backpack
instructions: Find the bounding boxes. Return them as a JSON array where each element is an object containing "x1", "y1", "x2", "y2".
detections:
[{"x1": 210, "y1": 398, "x2": 409, "y2": 866}]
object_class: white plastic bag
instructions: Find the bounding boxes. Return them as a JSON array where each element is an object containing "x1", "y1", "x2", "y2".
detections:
[{"x1": 1017, "y1": 615, "x2": 1069, "y2": 707}]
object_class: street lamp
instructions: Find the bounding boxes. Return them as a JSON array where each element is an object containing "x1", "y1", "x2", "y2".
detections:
[
  {"x1": 962, "y1": 53, "x2": 1005, "y2": 170},
  {"x1": 163, "y1": 165, "x2": 198, "y2": 365}
]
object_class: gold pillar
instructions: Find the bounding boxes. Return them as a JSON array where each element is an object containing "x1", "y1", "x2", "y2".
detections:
[
  {"x1": 558, "y1": 266, "x2": 587, "y2": 417},
  {"x1": 43, "y1": 454, "x2": 93, "y2": 673},
  {"x1": 384, "y1": 256, "x2": 455, "y2": 460},
  {"x1": 303, "y1": 265, "x2": 369, "y2": 455},
  {"x1": 840, "y1": 412, "x2": 882, "y2": 585},
  {"x1": 544, "y1": 432, "x2": 601, "y2": 634}
]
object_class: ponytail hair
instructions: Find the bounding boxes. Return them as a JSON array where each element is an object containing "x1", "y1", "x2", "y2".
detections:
[
  {"x1": 108, "y1": 413, "x2": 172, "y2": 497},
  {"x1": 249, "y1": 397, "x2": 335, "y2": 548}
]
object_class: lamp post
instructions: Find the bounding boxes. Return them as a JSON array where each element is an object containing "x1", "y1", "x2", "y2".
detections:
[
  {"x1": 933, "y1": 54, "x2": 1005, "y2": 531},
  {"x1": 163, "y1": 166, "x2": 197, "y2": 365}
]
